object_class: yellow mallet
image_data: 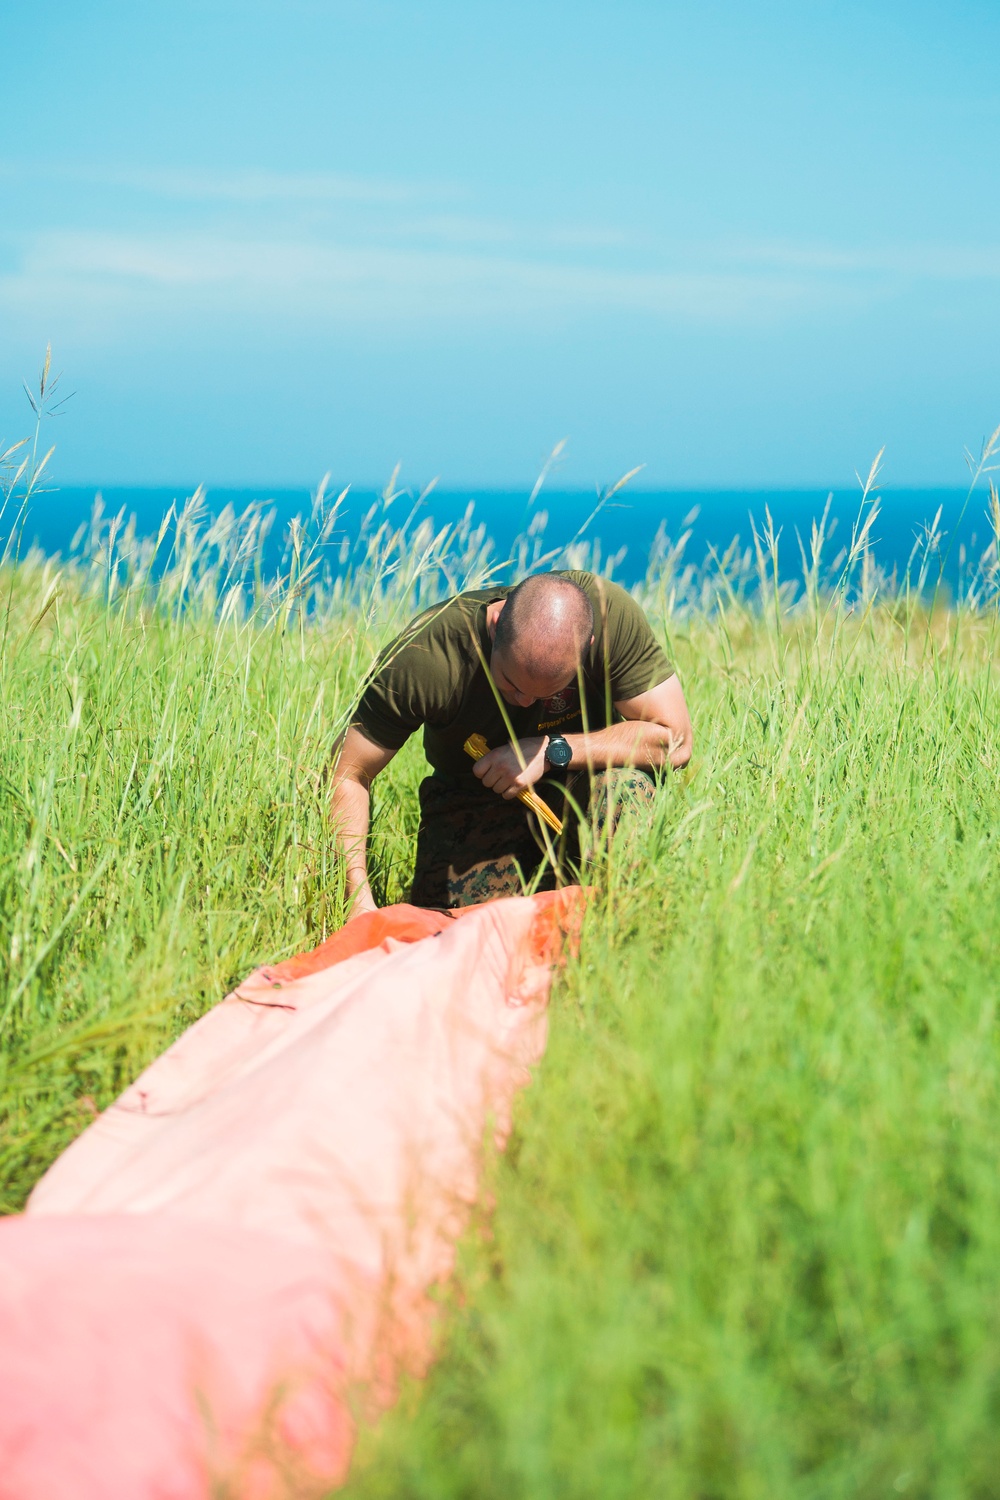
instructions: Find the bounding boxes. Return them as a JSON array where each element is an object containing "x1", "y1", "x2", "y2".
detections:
[{"x1": 464, "y1": 734, "x2": 564, "y2": 835}]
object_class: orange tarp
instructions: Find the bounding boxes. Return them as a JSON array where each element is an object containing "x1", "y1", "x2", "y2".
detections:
[{"x1": 0, "y1": 890, "x2": 581, "y2": 1499}]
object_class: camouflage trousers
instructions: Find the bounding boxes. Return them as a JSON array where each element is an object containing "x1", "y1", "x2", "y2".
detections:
[{"x1": 408, "y1": 767, "x2": 657, "y2": 909}]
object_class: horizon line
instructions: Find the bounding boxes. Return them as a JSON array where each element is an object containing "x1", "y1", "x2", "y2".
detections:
[{"x1": 49, "y1": 479, "x2": 978, "y2": 496}]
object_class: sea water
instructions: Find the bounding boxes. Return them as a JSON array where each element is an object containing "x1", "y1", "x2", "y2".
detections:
[{"x1": 9, "y1": 484, "x2": 995, "y2": 592}]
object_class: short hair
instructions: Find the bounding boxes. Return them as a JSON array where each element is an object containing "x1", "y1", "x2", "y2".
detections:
[{"x1": 493, "y1": 573, "x2": 594, "y2": 675}]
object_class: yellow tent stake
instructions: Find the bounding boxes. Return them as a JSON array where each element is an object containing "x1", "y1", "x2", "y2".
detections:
[{"x1": 464, "y1": 734, "x2": 564, "y2": 835}]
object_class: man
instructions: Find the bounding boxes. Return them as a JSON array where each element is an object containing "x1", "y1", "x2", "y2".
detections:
[{"x1": 331, "y1": 570, "x2": 692, "y2": 914}]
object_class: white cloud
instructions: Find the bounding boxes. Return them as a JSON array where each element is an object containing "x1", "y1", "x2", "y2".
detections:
[
  {"x1": 11, "y1": 159, "x2": 999, "y2": 292},
  {"x1": 4, "y1": 177, "x2": 1000, "y2": 354},
  {"x1": 0, "y1": 227, "x2": 835, "y2": 332},
  {"x1": 0, "y1": 160, "x2": 629, "y2": 254},
  {"x1": 725, "y1": 238, "x2": 1000, "y2": 280},
  {"x1": 0, "y1": 160, "x2": 423, "y2": 206},
  {"x1": 390, "y1": 214, "x2": 633, "y2": 251}
]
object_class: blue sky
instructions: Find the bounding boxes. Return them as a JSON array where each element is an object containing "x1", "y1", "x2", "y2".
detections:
[{"x1": 2, "y1": 0, "x2": 999, "y2": 489}]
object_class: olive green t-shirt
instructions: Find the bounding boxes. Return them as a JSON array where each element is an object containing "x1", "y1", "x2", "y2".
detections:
[{"x1": 351, "y1": 571, "x2": 673, "y2": 779}]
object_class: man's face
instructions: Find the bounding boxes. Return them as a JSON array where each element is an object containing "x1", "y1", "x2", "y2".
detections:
[{"x1": 490, "y1": 647, "x2": 576, "y2": 709}]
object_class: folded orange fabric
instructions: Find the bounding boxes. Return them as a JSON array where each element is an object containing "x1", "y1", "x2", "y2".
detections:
[{"x1": 0, "y1": 889, "x2": 582, "y2": 1500}]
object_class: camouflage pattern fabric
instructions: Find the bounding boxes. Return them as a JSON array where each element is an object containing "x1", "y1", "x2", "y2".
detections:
[{"x1": 408, "y1": 767, "x2": 656, "y2": 909}]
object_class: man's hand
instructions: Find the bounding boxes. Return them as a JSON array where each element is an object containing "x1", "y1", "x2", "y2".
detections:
[
  {"x1": 330, "y1": 726, "x2": 397, "y2": 913},
  {"x1": 473, "y1": 736, "x2": 547, "y2": 798}
]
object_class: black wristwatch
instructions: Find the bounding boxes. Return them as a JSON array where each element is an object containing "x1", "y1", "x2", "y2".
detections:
[{"x1": 544, "y1": 734, "x2": 572, "y2": 769}]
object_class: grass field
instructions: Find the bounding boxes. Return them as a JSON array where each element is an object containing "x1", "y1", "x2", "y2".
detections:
[{"x1": 2, "y1": 448, "x2": 1000, "y2": 1497}]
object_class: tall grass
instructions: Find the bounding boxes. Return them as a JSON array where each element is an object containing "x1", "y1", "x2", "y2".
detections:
[{"x1": 2, "y1": 414, "x2": 1000, "y2": 1496}]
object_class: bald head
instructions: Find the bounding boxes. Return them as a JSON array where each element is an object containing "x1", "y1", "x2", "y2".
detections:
[{"x1": 490, "y1": 574, "x2": 594, "y2": 704}]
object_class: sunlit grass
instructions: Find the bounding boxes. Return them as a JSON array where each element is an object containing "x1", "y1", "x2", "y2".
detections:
[{"x1": 2, "y1": 407, "x2": 1000, "y2": 1494}]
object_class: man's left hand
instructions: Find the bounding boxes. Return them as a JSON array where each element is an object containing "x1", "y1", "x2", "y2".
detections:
[{"x1": 473, "y1": 736, "x2": 548, "y2": 798}]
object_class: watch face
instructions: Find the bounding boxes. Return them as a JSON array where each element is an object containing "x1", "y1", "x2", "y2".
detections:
[{"x1": 546, "y1": 736, "x2": 572, "y2": 767}]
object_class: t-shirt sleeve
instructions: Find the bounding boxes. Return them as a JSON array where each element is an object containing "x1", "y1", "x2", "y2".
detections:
[
  {"x1": 597, "y1": 581, "x2": 674, "y2": 701},
  {"x1": 350, "y1": 632, "x2": 428, "y2": 751},
  {"x1": 350, "y1": 608, "x2": 462, "y2": 751}
]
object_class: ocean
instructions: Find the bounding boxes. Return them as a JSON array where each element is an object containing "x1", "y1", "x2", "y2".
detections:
[{"x1": 8, "y1": 484, "x2": 996, "y2": 591}]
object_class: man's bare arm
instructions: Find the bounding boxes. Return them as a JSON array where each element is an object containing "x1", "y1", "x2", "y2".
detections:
[
  {"x1": 329, "y1": 726, "x2": 397, "y2": 916},
  {"x1": 575, "y1": 672, "x2": 693, "y2": 772},
  {"x1": 474, "y1": 674, "x2": 693, "y2": 797}
]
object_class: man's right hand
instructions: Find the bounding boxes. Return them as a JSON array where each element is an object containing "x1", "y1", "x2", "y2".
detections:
[{"x1": 474, "y1": 736, "x2": 547, "y2": 798}]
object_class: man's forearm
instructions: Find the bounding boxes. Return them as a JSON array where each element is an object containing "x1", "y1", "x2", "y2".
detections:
[
  {"x1": 564, "y1": 719, "x2": 687, "y2": 773},
  {"x1": 330, "y1": 775, "x2": 375, "y2": 908}
]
